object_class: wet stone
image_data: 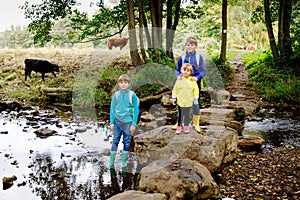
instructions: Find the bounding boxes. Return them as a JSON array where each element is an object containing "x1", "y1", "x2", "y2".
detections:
[
  {"x1": 34, "y1": 128, "x2": 57, "y2": 138},
  {"x1": 75, "y1": 127, "x2": 87, "y2": 133},
  {"x1": 26, "y1": 121, "x2": 39, "y2": 126},
  {"x1": 2, "y1": 175, "x2": 17, "y2": 190},
  {"x1": 0, "y1": 131, "x2": 8, "y2": 134}
]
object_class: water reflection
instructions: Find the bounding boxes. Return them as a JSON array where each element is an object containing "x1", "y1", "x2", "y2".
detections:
[
  {"x1": 0, "y1": 109, "x2": 137, "y2": 199},
  {"x1": 243, "y1": 112, "x2": 300, "y2": 148},
  {"x1": 28, "y1": 152, "x2": 112, "y2": 200},
  {"x1": 1, "y1": 106, "x2": 299, "y2": 199}
]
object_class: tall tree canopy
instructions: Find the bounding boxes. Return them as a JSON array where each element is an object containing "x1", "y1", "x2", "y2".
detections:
[
  {"x1": 21, "y1": 0, "x2": 203, "y2": 65},
  {"x1": 252, "y1": 0, "x2": 300, "y2": 69}
]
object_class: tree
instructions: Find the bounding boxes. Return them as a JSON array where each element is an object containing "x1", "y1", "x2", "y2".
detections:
[
  {"x1": 253, "y1": 0, "x2": 299, "y2": 68},
  {"x1": 126, "y1": 0, "x2": 143, "y2": 66},
  {"x1": 220, "y1": 0, "x2": 227, "y2": 63},
  {"x1": 278, "y1": 0, "x2": 292, "y2": 61},
  {"x1": 21, "y1": 0, "x2": 203, "y2": 66},
  {"x1": 264, "y1": 0, "x2": 280, "y2": 65}
]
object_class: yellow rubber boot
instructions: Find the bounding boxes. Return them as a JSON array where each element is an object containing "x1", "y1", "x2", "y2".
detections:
[
  {"x1": 172, "y1": 122, "x2": 178, "y2": 130},
  {"x1": 193, "y1": 115, "x2": 201, "y2": 133}
]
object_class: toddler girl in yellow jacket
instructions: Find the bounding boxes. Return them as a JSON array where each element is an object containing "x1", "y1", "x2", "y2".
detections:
[{"x1": 172, "y1": 63, "x2": 199, "y2": 134}]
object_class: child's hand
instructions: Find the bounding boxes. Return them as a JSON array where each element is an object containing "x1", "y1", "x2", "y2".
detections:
[
  {"x1": 172, "y1": 97, "x2": 177, "y2": 105},
  {"x1": 191, "y1": 77, "x2": 198, "y2": 81},
  {"x1": 177, "y1": 75, "x2": 183, "y2": 80},
  {"x1": 130, "y1": 126, "x2": 136, "y2": 133},
  {"x1": 110, "y1": 124, "x2": 114, "y2": 132},
  {"x1": 193, "y1": 98, "x2": 199, "y2": 105}
]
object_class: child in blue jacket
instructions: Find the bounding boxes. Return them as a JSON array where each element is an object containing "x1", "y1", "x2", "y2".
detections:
[
  {"x1": 109, "y1": 74, "x2": 139, "y2": 168},
  {"x1": 173, "y1": 36, "x2": 206, "y2": 132}
]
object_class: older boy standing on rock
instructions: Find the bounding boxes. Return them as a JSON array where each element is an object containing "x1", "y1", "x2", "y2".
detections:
[
  {"x1": 173, "y1": 36, "x2": 206, "y2": 133},
  {"x1": 109, "y1": 74, "x2": 139, "y2": 169}
]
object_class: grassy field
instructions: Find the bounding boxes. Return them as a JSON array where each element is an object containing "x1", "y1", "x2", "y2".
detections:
[{"x1": 0, "y1": 48, "x2": 130, "y2": 104}]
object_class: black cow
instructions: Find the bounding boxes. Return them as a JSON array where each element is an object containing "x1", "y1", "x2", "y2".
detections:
[{"x1": 24, "y1": 59, "x2": 59, "y2": 81}]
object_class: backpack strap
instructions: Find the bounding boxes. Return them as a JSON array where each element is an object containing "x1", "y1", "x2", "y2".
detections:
[
  {"x1": 182, "y1": 52, "x2": 200, "y2": 67},
  {"x1": 129, "y1": 90, "x2": 133, "y2": 105},
  {"x1": 182, "y1": 52, "x2": 204, "y2": 88},
  {"x1": 115, "y1": 90, "x2": 135, "y2": 106}
]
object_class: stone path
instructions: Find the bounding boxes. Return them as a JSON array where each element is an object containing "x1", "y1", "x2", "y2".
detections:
[{"x1": 226, "y1": 54, "x2": 261, "y2": 104}]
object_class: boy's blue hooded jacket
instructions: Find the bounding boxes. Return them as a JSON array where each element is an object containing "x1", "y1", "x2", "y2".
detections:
[{"x1": 110, "y1": 88, "x2": 139, "y2": 126}]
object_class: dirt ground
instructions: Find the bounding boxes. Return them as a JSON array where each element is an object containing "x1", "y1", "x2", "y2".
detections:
[{"x1": 218, "y1": 55, "x2": 300, "y2": 199}]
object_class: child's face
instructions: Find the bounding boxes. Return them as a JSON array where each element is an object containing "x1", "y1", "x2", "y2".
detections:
[
  {"x1": 185, "y1": 42, "x2": 197, "y2": 54},
  {"x1": 181, "y1": 67, "x2": 192, "y2": 77},
  {"x1": 118, "y1": 80, "x2": 130, "y2": 91}
]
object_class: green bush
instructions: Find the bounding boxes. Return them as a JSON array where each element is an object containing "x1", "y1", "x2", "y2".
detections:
[{"x1": 245, "y1": 50, "x2": 299, "y2": 104}]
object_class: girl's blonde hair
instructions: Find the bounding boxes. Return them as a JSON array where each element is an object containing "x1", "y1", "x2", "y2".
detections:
[
  {"x1": 117, "y1": 74, "x2": 130, "y2": 83},
  {"x1": 185, "y1": 36, "x2": 198, "y2": 46},
  {"x1": 181, "y1": 63, "x2": 193, "y2": 75}
]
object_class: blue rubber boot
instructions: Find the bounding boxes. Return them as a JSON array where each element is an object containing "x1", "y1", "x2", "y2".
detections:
[
  {"x1": 121, "y1": 151, "x2": 129, "y2": 168},
  {"x1": 109, "y1": 151, "x2": 117, "y2": 168}
]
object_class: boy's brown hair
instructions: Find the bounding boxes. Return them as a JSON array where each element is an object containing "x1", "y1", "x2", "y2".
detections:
[
  {"x1": 181, "y1": 63, "x2": 193, "y2": 75},
  {"x1": 118, "y1": 74, "x2": 130, "y2": 83},
  {"x1": 185, "y1": 36, "x2": 198, "y2": 46}
]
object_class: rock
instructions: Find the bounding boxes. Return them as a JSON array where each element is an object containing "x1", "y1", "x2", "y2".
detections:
[
  {"x1": 140, "y1": 112, "x2": 155, "y2": 122},
  {"x1": 75, "y1": 127, "x2": 87, "y2": 133},
  {"x1": 137, "y1": 159, "x2": 221, "y2": 199},
  {"x1": 205, "y1": 125, "x2": 238, "y2": 165},
  {"x1": 238, "y1": 135, "x2": 265, "y2": 150},
  {"x1": 225, "y1": 120, "x2": 244, "y2": 136},
  {"x1": 200, "y1": 106, "x2": 245, "y2": 127},
  {"x1": 228, "y1": 100, "x2": 258, "y2": 116},
  {"x1": 34, "y1": 128, "x2": 57, "y2": 138},
  {"x1": 1, "y1": 131, "x2": 8, "y2": 134},
  {"x1": 231, "y1": 93, "x2": 247, "y2": 101},
  {"x1": 107, "y1": 190, "x2": 167, "y2": 200},
  {"x1": 2, "y1": 175, "x2": 17, "y2": 190},
  {"x1": 211, "y1": 89, "x2": 231, "y2": 105},
  {"x1": 161, "y1": 94, "x2": 173, "y2": 106},
  {"x1": 134, "y1": 125, "x2": 238, "y2": 172}
]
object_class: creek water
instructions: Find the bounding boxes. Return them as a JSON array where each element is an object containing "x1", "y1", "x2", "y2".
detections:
[{"x1": 0, "y1": 106, "x2": 299, "y2": 200}]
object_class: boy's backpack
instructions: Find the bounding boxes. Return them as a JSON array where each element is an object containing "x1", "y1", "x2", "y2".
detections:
[{"x1": 181, "y1": 52, "x2": 204, "y2": 88}]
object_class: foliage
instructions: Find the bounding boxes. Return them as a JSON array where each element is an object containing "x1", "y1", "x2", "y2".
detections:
[
  {"x1": 21, "y1": 0, "x2": 77, "y2": 45},
  {"x1": 210, "y1": 54, "x2": 234, "y2": 87},
  {"x1": 246, "y1": 50, "x2": 300, "y2": 104},
  {"x1": 290, "y1": 1, "x2": 300, "y2": 57},
  {"x1": 145, "y1": 49, "x2": 177, "y2": 68},
  {"x1": 130, "y1": 63, "x2": 176, "y2": 98},
  {"x1": 70, "y1": 0, "x2": 128, "y2": 42}
]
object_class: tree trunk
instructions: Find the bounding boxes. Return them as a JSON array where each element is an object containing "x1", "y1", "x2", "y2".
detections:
[
  {"x1": 140, "y1": 3, "x2": 152, "y2": 50},
  {"x1": 279, "y1": 0, "x2": 292, "y2": 62},
  {"x1": 149, "y1": 0, "x2": 163, "y2": 50},
  {"x1": 264, "y1": 0, "x2": 280, "y2": 65},
  {"x1": 166, "y1": 0, "x2": 180, "y2": 59},
  {"x1": 166, "y1": 0, "x2": 173, "y2": 57},
  {"x1": 126, "y1": 0, "x2": 143, "y2": 66},
  {"x1": 220, "y1": 0, "x2": 227, "y2": 63},
  {"x1": 138, "y1": 0, "x2": 147, "y2": 62}
]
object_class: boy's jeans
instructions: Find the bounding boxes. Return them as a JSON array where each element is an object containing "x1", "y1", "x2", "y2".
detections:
[{"x1": 111, "y1": 119, "x2": 131, "y2": 152}]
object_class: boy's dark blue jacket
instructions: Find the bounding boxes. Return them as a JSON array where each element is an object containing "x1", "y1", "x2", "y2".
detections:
[{"x1": 176, "y1": 51, "x2": 206, "y2": 82}]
